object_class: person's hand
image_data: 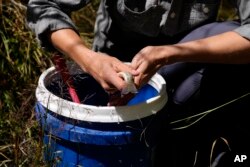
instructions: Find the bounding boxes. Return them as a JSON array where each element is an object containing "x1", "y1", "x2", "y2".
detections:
[
  {"x1": 83, "y1": 52, "x2": 139, "y2": 94},
  {"x1": 49, "y1": 28, "x2": 140, "y2": 97},
  {"x1": 131, "y1": 46, "x2": 167, "y2": 87}
]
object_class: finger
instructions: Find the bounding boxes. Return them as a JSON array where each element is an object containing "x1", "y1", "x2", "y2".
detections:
[
  {"x1": 116, "y1": 62, "x2": 139, "y2": 76},
  {"x1": 131, "y1": 48, "x2": 147, "y2": 69},
  {"x1": 131, "y1": 55, "x2": 141, "y2": 70},
  {"x1": 105, "y1": 70, "x2": 127, "y2": 92},
  {"x1": 133, "y1": 74, "x2": 143, "y2": 88}
]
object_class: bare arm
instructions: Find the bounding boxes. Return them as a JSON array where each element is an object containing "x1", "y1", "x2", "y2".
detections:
[
  {"x1": 170, "y1": 31, "x2": 250, "y2": 64},
  {"x1": 50, "y1": 28, "x2": 138, "y2": 92},
  {"x1": 132, "y1": 31, "x2": 250, "y2": 86},
  {"x1": 27, "y1": 0, "x2": 138, "y2": 92}
]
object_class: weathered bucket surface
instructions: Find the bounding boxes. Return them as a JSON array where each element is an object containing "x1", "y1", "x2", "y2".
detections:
[{"x1": 35, "y1": 63, "x2": 168, "y2": 167}]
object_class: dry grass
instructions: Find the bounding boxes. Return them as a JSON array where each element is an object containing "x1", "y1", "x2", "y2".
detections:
[
  {"x1": 0, "y1": 0, "x2": 99, "y2": 166},
  {"x1": 0, "y1": 0, "x2": 243, "y2": 166},
  {"x1": 0, "y1": 0, "x2": 51, "y2": 166}
]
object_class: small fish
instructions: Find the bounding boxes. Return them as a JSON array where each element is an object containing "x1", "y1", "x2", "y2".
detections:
[
  {"x1": 118, "y1": 72, "x2": 138, "y2": 95},
  {"x1": 107, "y1": 72, "x2": 138, "y2": 106}
]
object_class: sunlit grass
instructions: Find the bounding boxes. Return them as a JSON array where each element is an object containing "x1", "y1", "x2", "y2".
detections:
[
  {"x1": 0, "y1": 0, "x2": 52, "y2": 166},
  {"x1": 0, "y1": 0, "x2": 99, "y2": 166}
]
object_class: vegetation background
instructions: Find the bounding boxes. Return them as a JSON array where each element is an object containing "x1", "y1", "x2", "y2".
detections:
[{"x1": 0, "y1": 0, "x2": 243, "y2": 166}]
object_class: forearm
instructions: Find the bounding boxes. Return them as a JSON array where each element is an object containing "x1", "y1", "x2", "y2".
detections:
[
  {"x1": 50, "y1": 28, "x2": 95, "y2": 72},
  {"x1": 50, "y1": 28, "x2": 139, "y2": 92},
  {"x1": 167, "y1": 31, "x2": 250, "y2": 64}
]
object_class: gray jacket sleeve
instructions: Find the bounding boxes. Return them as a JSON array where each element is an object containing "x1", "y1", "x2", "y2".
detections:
[
  {"x1": 234, "y1": 0, "x2": 250, "y2": 40},
  {"x1": 26, "y1": 0, "x2": 90, "y2": 50}
]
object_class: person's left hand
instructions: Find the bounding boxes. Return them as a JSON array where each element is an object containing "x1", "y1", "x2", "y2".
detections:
[{"x1": 131, "y1": 46, "x2": 167, "y2": 88}]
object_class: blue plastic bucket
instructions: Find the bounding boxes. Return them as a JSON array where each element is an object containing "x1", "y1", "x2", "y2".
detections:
[{"x1": 35, "y1": 63, "x2": 168, "y2": 167}]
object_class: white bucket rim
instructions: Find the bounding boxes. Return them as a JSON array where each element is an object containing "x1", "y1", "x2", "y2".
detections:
[{"x1": 36, "y1": 64, "x2": 168, "y2": 123}]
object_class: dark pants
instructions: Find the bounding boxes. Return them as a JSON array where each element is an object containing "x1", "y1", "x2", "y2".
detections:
[{"x1": 147, "y1": 21, "x2": 250, "y2": 167}]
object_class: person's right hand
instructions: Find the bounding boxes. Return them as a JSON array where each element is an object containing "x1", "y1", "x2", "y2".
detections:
[
  {"x1": 82, "y1": 51, "x2": 139, "y2": 94},
  {"x1": 50, "y1": 29, "x2": 139, "y2": 94}
]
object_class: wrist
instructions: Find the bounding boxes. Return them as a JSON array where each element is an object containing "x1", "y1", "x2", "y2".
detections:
[
  {"x1": 159, "y1": 45, "x2": 179, "y2": 65},
  {"x1": 67, "y1": 43, "x2": 95, "y2": 72}
]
